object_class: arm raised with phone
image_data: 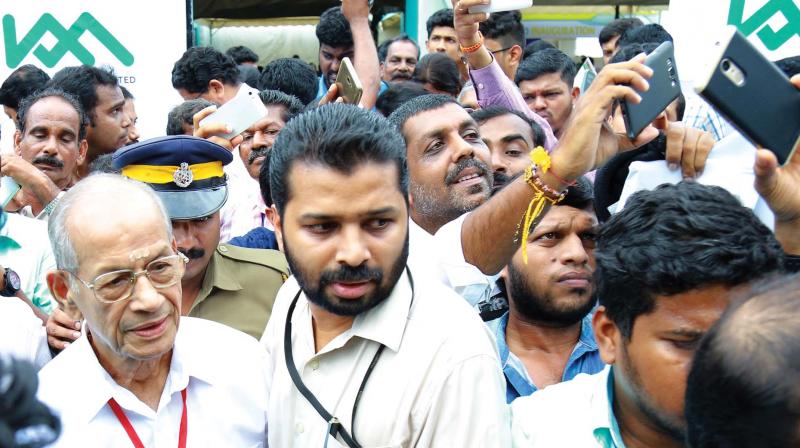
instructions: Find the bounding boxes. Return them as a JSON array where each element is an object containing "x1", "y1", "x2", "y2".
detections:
[{"x1": 341, "y1": 0, "x2": 380, "y2": 109}]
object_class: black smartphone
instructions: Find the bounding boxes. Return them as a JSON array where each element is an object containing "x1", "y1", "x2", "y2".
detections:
[
  {"x1": 621, "y1": 41, "x2": 682, "y2": 139},
  {"x1": 695, "y1": 26, "x2": 800, "y2": 165}
]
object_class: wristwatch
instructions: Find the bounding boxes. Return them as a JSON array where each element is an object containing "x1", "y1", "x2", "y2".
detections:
[{"x1": 0, "y1": 268, "x2": 21, "y2": 297}]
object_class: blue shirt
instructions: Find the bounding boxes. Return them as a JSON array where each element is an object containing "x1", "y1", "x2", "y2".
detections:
[
  {"x1": 488, "y1": 311, "x2": 605, "y2": 403},
  {"x1": 314, "y1": 75, "x2": 389, "y2": 104},
  {"x1": 227, "y1": 227, "x2": 279, "y2": 250}
]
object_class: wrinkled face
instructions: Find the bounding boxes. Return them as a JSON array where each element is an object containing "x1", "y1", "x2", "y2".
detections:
[
  {"x1": 239, "y1": 105, "x2": 288, "y2": 179},
  {"x1": 403, "y1": 103, "x2": 492, "y2": 226},
  {"x1": 319, "y1": 44, "x2": 355, "y2": 88},
  {"x1": 172, "y1": 212, "x2": 220, "y2": 285},
  {"x1": 602, "y1": 35, "x2": 621, "y2": 65},
  {"x1": 87, "y1": 85, "x2": 130, "y2": 158},
  {"x1": 15, "y1": 96, "x2": 85, "y2": 188},
  {"x1": 519, "y1": 72, "x2": 577, "y2": 136},
  {"x1": 614, "y1": 285, "x2": 737, "y2": 442},
  {"x1": 506, "y1": 205, "x2": 597, "y2": 325},
  {"x1": 123, "y1": 99, "x2": 140, "y2": 145},
  {"x1": 478, "y1": 113, "x2": 535, "y2": 194},
  {"x1": 426, "y1": 26, "x2": 460, "y2": 64},
  {"x1": 69, "y1": 201, "x2": 181, "y2": 361},
  {"x1": 275, "y1": 162, "x2": 409, "y2": 316},
  {"x1": 382, "y1": 41, "x2": 419, "y2": 83}
]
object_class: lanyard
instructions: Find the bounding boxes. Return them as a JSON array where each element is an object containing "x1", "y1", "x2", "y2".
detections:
[
  {"x1": 107, "y1": 388, "x2": 188, "y2": 448},
  {"x1": 284, "y1": 266, "x2": 415, "y2": 448}
]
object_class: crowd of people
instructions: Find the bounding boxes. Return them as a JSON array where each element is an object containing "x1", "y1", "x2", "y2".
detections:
[{"x1": 0, "y1": 0, "x2": 799, "y2": 446}]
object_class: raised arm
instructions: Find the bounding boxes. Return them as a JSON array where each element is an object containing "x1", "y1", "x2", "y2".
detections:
[{"x1": 343, "y1": 0, "x2": 381, "y2": 109}]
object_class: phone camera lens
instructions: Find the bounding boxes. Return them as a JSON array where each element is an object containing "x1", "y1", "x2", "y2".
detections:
[{"x1": 721, "y1": 59, "x2": 731, "y2": 72}]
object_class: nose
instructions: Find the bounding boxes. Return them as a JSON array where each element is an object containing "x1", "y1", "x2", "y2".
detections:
[
  {"x1": 252, "y1": 130, "x2": 270, "y2": 150},
  {"x1": 330, "y1": 58, "x2": 342, "y2": 74},
  {"x1": 533, "y1": 95, "x2": 547, "y2": 111},
  {"x1": 128, "y1": 124, "x2": 140, "y2": 142},
  {"x1": 120, "y1": 111, "x2": 132, "y2": 129},
  {"x1": 128, "y1": 272, "x2": 163, "y2": 313},
  {"x1": 172, "y1": 222, "x2": 198, "y2": 252},
  {"x1": 335, "y1": 225, "x2": 371, "y2": 267},
  {"x1": 42, "y1": 135, "x2": 59, "y2": 155},
  {"x1": 489, "y1": 146, "x2": 507, "y2": 173},
  {"x1": 449, "y1": 133, "x2": 476, "y2": 164},
  {"x1": 559, "y1": 233, "x2": 591, "y2": 267}
]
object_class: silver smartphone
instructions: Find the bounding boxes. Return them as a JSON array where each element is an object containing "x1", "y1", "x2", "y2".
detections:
[{"x1": 198, "y1": 88, "x2": 268, "y2": 140}]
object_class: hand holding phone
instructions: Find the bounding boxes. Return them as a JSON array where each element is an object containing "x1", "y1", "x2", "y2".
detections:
[
  {"x1": 335, "y1": 57, "x2": 363, "y2": 105},
  {"x1": 469, "y1": 0, "x2": 533, "y2": 14},
  {"x1": 198, "y1": 88, "x2": 268, "y2": 141}
]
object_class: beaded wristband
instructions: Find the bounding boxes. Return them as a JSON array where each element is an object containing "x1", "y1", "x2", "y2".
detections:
[{"x1": 460, "y1": 32, "x2": 484, "y2": 54}]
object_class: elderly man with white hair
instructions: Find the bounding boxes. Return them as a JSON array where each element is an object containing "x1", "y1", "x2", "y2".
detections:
[{"x1": 36, "y1": 174, "x2": 268, "y2": 447}]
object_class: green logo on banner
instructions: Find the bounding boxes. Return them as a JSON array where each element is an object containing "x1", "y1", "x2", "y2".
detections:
[
  {"x1": 728, "y1": 0, "x2": 800, "y2": 50},
  {"x1": 3, "y1": 12, "x2": 134, "y2": 68}
]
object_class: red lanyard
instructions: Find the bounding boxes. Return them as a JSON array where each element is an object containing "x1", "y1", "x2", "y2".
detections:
[{"x1": 107, "y1": 388, "x2": 188, "y2": 448}]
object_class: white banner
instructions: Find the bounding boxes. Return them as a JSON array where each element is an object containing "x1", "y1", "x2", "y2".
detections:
[
  {"x1": 0, "y1": 1, "x2": 188, "y2": 152},
  {"x1": 665, "y1": 0, "x2": 800, "y2": 85}
]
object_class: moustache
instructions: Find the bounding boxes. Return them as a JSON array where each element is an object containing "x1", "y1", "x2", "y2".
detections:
[
  {"x1": 179, "y1": 248, "x2": 205, "y2": 261},
  {"x1": 444, "y1": 158, "x2": 489, "y2": 185},
  {"x1": 247, "y1": 147, "x2": 270, "y2": 166},
  {"x1": 392, "y1": 72, "x2": 413, "y2": 81},
  {"x1": 319, "y1": 264, "x2": 383, "y2": 287},
  {"x1": 32, "y1": 155, "x2": 64, "y2": 169}
]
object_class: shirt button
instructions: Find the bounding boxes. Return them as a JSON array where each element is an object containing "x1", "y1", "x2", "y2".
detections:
[
  {"x1": 309, "y1": 359, "x2": 320, "y2": 370},
  {"x1": 478, "y1": 83, "x2": 485, "y2": 90},
  {"x1": 295, "y1": 423, "x2": 304, "y2": 434}
]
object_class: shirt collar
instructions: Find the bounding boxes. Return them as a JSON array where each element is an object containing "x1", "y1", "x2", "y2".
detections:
[
  {"x1": 489, "y1": 312, "x2": 511, "y2": 366},
  {"x1": 197, "y1": 249, "x2": 242, "y2": 303},
  {"x1": 590, "y1": 366, "x2": 626, "y2": 448},
  {"x1": 575, "y1": 312, "x2": 599, "y2": 352},
  {"x1": 349, "y1": 269, "x2": 413, "y2": 353}
]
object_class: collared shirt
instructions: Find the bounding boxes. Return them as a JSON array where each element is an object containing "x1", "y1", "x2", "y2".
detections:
[
  {"x1": 260, "y1": 267, "x2": 511, "y2": 447},
  {"x1": 37, "y1": 317, "x2": 269, "y2": 447},
  {"x1": 188, "y1": 244, "x2": 288, "y2": 339},
  {"x1": 487, "y1": 311, "x2": 605, "y2": 403},
  {"x1": 314, "y1": 75, "x2": 390, "y2": 105},
  {"x1": 0, "y1": 212, "x2": 55, "y2": 313},
  {"x1": 469, "y1": 58, "x2": 558, "y2": 151},
  {"x1": 511, "y1": 366, "x2": 627, "y2": 447},
  {"x1": 682, "y1": 91, "x2": 734, "y2": 142},
  {"x1": 0, "y1": 297, "x2": 50, "y2": 370}
]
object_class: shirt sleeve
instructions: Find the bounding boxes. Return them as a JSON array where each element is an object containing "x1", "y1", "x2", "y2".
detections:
[{"x1": 469, "y1": 58, "x2": 559, "y2": 151}]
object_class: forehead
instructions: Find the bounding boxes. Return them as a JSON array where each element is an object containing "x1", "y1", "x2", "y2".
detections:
[
  {"x1": 635, "y1": 284, "x2": 738, "y2": 333},
  {"x1": 123, "y1": 99, "x2": 137, "y2": 115},
  {"x1": 285, "y1": 161, "x2": 405, "y2": 217},
  {"x1": 24, "y1": 96, "x2": 80, "y2": 131},
  {"x1": 403, "y1": 103, "x2": 473, "y2": 145},
  {"x1": 519, "y1": 72, "x2": 569, "y2": 92},
  {"x1": 264, "y1": 104, "x2": 288, "y2": 124},
  {"x1": 320, "y1": 44, "x2": 354, "y2": 57},
  {"x1": 479, "y1": 113, "x2": 534, "y2": 143},
  {"x1": 430, "y1": 26, "x2": 457, "y2": 38},
  {"x1": 387, "y1": 41, "x2": 418, "y2": 58},
  {"x1": 95, "y1": 85, "x2": 123, "y2": 107}
]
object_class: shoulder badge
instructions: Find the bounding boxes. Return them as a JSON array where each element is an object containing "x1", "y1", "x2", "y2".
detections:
[{"x1": 173, "y1": 162, "x2": 193, "y2": 188}]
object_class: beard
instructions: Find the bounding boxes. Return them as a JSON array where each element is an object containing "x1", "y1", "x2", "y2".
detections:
[
  {"x1": 618, "y1": 345, "x2": 687, "y2": 442},
  {"x1": 506, "y1": 262, "x2": 595, "y2": 326},
  {"x1": 284, "y1": 234, "x2": 410, "y2": 316}
]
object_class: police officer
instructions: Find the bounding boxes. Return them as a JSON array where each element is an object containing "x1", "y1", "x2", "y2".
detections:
[{"x1": 110, "y1": 135, "x2": 287, "y2": 339}]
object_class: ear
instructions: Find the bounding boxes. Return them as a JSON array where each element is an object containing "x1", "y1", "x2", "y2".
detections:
[
  {"x1": 592, "y1": 305, "x2": 622, "y2": 365},
  {"x1": 208, "y1": 79, "x2": 225, "y2": 101},
  {"x1": 264, "y1": 206, "x2": 277, "y2": 229},
  {"x1": 77, "y1": 139, "x2": 89, "y2": 165},
  {"x1": 270, "y1": 205, "x2": 284, "y2": 252},
  {"x1": 13, "y1": 130, "x2": 22, "y2": 155},
  {"x1": 508, "y1": 44, "x2": 523, "y2": 65},
  {"x1": 47, "y1": 271, "x2": 77, "y2": 312},
  {"x1": 571, "y1": 86, "x2": 581, "y2": 101}
]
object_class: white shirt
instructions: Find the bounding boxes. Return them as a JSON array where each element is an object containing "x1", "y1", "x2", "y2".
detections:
[
  {"x1": 38, "y1": 317, "x2": 269, "y2": 447},
  {"x1": 511, "y1": 367, "x2": 625, "y2": 447},
  {"x1": 261, "y1": 267, "x2": 511, "y2": 447},
  {"x1": 0, "y1": 297, "x2": 50, "y2": 369},
  {"x1": 0, "y1": 213, "x2": 56, "y2": 314}
]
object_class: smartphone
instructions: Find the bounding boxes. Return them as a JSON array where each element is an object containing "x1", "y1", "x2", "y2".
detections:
[
  {"x1": 336, "y1": 57, "x2": 363, "y2": 105},
  {"x1": 621, "y1": 41, "x2": 682, "y2": 140},
  {"x1": 469, "y1": 0, "x2": 533, "y2": 14},
  {"x1": 0, "y1": 176, "x2": 20, "y2": 207},
  {"x1": 695, "y1": 26, "x2": 800, "y2": 165},
  {"x1": 198, "y1": 87, "x2": 268, "y2": 140}
]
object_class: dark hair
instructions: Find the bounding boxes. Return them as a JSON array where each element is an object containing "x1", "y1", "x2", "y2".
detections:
[
  {"x1": 376, "y1": 81, "x2": 430, "y2": 117},
  {"x1": 258, "y1": 89, "x2": 303, "y2": 122},
  {"x1": 560, "y1": 176, "x2": 594, "y2": 210},
  {"x1": 479, "y1": 11, "x2": 525, "y2": 49},
  {"x1": 387, "y1": 93, "x2": 458, "y2": 139},
  {"x1": 88, "y1": 153, "x2": 120, "y2": 174},
  {"x1": 523, "y1": 40, "x2": 556, "y2": 60},
  {"x1": 686, "y1": 274, "x2": 800, "y2": 448},
  {"x1": 775, "y1": 55, "x2": 800, "y2": 78},
  {"x1": 0, "y1": 65, "x2": 50, "y2": 110},
  {"x1": 471, "y1": 106, "x2": 546, "y2": 147},
  {"x1": 226, "y1": 45, "x2": 259, "y2": 65},
  {"x1": 316, "y1": 6, "x2": 353, "y2": 48},
  {"x1": 47, "y1": 65, "x2": 119, "y2": 124},
  {"x1": 16, "y1": 87, "x2": 89, "y2": 141},
  {"x1": 617, "y1": 23, "x2": 673, "y2": 48},
  {"x1": 413, "y1": 53, "x2": 463, "y2": 97},
  {"x1": 120, "y1": 86, "x2": 134, "y2": 100},
  {"x1": 269, "y1": 104, "x2": 408, "y2": 215},
  {"x1": 378, "y1": 34, "x2": 420, "y2": 63},
  {"x1": 237, "y1": 64, "x2": 261, "y2": 89},
  {"x1": 171, "y1": 47, "x2": 240, "y2": 94},
  {"x1": 598, "y1": 18, "x2": 644, "y2": 45},
  {"x1": 595, "y1": 182, "x2": 784, "y2": 338},
  {"x1": 516, "y1": 48, "x2": 577, "y2": 87},
  {"x1": 166, "y1": 98, "x2": 215, "y2": 135},
  {"x1": 258, "y1": 149, "x2": 273, "y2": 206},
  {"x1": 426, "y1": 8, "x2": 454, "y2": 37},
  {"x1": 259, "y1": 58, "x2": 318, "y2": 106}
]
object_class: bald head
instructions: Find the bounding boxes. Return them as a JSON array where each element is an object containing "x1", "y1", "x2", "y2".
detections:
[{"x1": 48, "y1": 174, "x2": 173, "y2": 273}]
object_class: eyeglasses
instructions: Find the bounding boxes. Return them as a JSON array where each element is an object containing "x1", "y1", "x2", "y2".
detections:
[
  {"x1": 490, "y1": 46, "x2": 514, "y2": 54},
  {"x1": 70, "y1": 253, "x2": 188, "y2": 304}
]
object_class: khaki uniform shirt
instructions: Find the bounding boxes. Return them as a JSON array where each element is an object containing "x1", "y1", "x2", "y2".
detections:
[
  {"x1": 188, "y1": 244, "x2": 288, "y2": 339},
  {"x1": 261, "y1": 267, "x2": 511, "y2": 447}
]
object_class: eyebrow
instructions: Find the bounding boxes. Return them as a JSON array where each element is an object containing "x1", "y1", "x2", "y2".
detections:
[
  {"x1": 90, "y1": 247, "x2": 173, "y2": 276},
  {"x1": 299, "y1": 207, "x2": 398, "y2": 221},
  {"x1": 109, "y1": 99, "x2": 125, "y2": 111},
  {"x1": 500, "y1": 133, "x2": 528, "y2": 144},
  {"x1": 664, "y1": 329, "x2": 704, "y2": 338}
]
